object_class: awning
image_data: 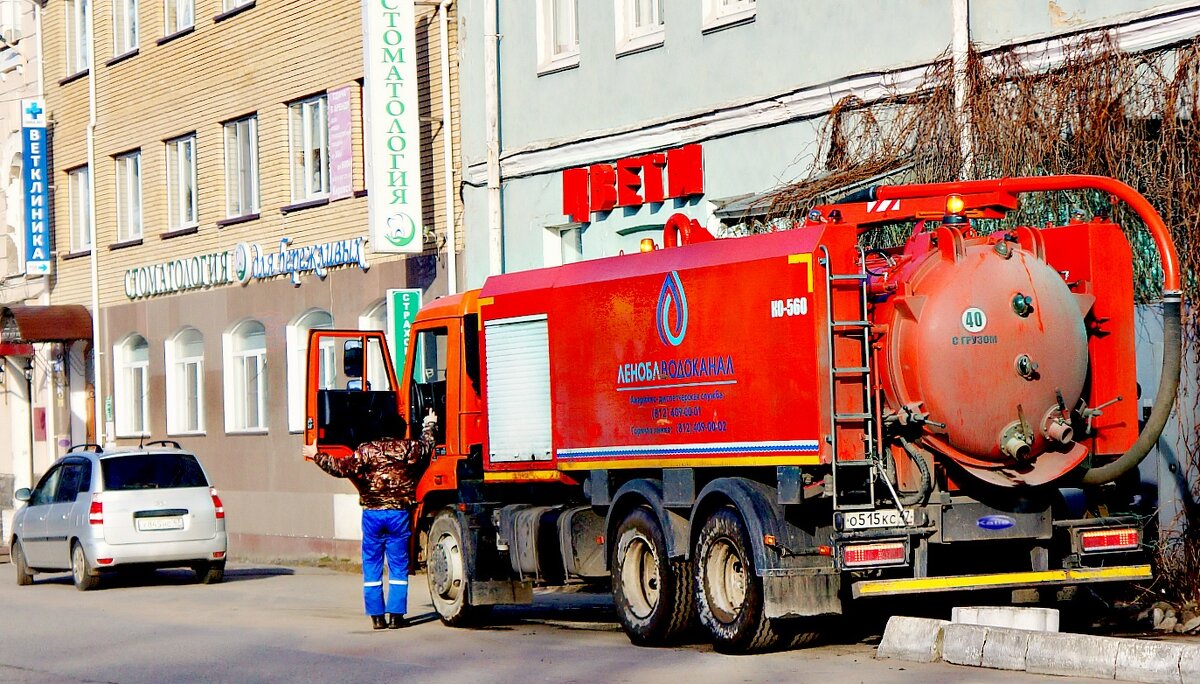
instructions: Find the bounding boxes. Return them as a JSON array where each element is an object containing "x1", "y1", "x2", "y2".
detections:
[{"x1": 1, "y1": 305, "x2": 93, "y2": 343}]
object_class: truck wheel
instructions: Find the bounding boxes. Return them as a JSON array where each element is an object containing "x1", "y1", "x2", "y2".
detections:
[
  {"x1": 611, "y1": 508, "x2": 695, "y2": 646},
  {"x1": 71, "y1": 542, "x2": 100, "y2": 592},
  {"x1": 427, "y1": 509, "x2": 482, "y2": 626},
  {"x1": 12, "y1": 541, "x2": 33, "y2": 586},
  {"x1": 695, "y1": 507, "x2": 780, "y2": 653}
]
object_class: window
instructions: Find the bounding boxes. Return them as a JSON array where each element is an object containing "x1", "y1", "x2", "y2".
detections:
[
  {"x1": 702, "y1": 0, "x2": 755, "y2": 30},
  {"x1": 222, "y1": 0, "x2": 252, "y2": 11},
  {"x1": 166, "y1": 134, "x2": 197, "y2": 229},
  {"x1": 102, "y1": 453, "x2": 207, "y2": 490},
  {"x1": 115, "y1": 151, "x2": 142, "y2": 242},
  {"x1": 224, "y1": 319, "x2": 266, "y2": 432},
  {"x1": 288, "y1": 96, "x2": 328, "y2": 202},
  {"x1": 166, "y1": 328, "x2": 204, "y2": 434},
  {"x1": 286, "y1": 309, "x2": 332, "y2": 432},
  {"x1": 164, "y1": 0, "x2": 193, "y2": 34},
  {"x1": 114, "y1": 334, "x2": 150, "y2": 437},
  {"x1": 56, "y1": 461, "x2": 92, "y2": 503},
  {"x1": 224, "y1": 116, "x2": 259, "y2": 217},
  {"x1": 536, "y1": 0, "x2": 579, "y2": 73},
  {"x1": 68, "y1": 166, "x2": 91, "y2": 252},
  {"x1": 28, "y1": 466, "x2": 62, "y2": 506},
  {"x1": 66, "y1": 0, "x2": 90, "y2": 73},
  {"x1": 112, "y1": 0, "x2": 138, "y2": 55},
  {"x1": 359, "y1": 301, "x2": 390, "y2": 392},
  {"x1": 616, "y1": 0, "x2": 664, "y2": 54},
  {"x1": 543, "y1": 223, "x2": 583, "y2": 267}
]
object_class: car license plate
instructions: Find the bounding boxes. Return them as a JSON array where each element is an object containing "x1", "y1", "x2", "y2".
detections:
[
  {"x1": 843, "y1": 508, "x2": 915, "y2": 531},
  {"x1": 136, "y1": 517, "x2": 184, "y2": 532}
]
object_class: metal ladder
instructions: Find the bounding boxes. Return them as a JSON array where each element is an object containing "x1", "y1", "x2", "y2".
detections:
[{"x1": 819, "y1": 245, "x2": 880, "y2": 511}]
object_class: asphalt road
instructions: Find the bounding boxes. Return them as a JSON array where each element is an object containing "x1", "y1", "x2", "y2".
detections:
[{"x1": 0, "y1": 562, "x2": 1117, "y2": 684}]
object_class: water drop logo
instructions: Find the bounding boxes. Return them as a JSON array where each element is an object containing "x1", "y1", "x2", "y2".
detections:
[{"x1": 656, "y1": 271, "x2": 688, "y2": 347}]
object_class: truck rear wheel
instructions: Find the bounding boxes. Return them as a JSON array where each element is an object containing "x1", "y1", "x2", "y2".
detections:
[
  {"x1": 695, "y1": 507, "x2": 781, "y2": 653},
  {"x1": 427, "y1": 508, "x2": 483, "y2": 626},
  {"x1": 611, "y1": 508, "x2": 695, "y2": 645}
]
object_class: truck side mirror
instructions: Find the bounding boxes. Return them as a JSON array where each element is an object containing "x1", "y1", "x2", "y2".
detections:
[{"x1": 343, "y1": 339, "x2": 363, "y2": 379}]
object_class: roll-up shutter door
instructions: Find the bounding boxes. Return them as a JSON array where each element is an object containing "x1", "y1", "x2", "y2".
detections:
[{"x1": 485, "y1": 315, "x2": 552, "y2": 462}]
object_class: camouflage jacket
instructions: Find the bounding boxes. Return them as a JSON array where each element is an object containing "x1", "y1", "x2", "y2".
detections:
[{"x1": 313, "y1": 423, "x2": 436, "y2": 510}]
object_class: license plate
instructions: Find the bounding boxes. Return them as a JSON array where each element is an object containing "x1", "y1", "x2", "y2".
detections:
[
  {"x1": 136, "y1": 517, "x2": 184, "y2": 532},
  {"x1": 843, "y1": 508, "x2": 915, "y2": 531}
]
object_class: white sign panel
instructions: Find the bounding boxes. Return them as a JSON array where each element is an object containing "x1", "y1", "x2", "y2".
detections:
[{"x1": 363, "y1": 0, "x2": 424, "y2": 253}]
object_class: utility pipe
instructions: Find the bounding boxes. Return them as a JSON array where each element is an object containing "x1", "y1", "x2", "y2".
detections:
[
  {"x1": 438, "y1": 0, "x2": 457, "y2": 294},
  {"x1": 86, "y1": 0, "x2": 103, "y2": 446},
  {"x1": 484, "y1": 0, "x2": 502, "y2": 275},
  {"x1": 952, "y1": 0, "x2": 973, "y2": 180}
]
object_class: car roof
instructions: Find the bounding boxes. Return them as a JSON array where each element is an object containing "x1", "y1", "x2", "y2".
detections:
[{"x1": 57, "y1": 445, "x2": 198, "y2": 463}]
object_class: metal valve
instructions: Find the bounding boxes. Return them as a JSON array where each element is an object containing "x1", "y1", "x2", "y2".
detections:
[{"x1": 1012, "y1": 293, "x2": 1034, "y2": 317}]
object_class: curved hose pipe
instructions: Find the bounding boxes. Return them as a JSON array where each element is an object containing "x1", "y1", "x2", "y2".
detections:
[
  {"x1": 897, "y1": 437, "x2": 934, "y2": 505},
  {"x1": 1081, "y1": 298, "x2": 1182, "y2": 485}
]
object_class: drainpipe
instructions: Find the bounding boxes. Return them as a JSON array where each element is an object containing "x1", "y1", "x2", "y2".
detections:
[
  {"x1": 484, "y1": 0, "x2": 502, "y2": 275},
  {"x1": 952, "y1": 0, "x2": 973, "y2": 180},
  {"x1": 86, "y1": 0, "x2": 103, "y2": 446},
  {"x1": 33, "y1": 0, "x2": 57, "y2": 465},
  {"x1": 439, "y1": 0, "x2": 457, "y2": 294}
]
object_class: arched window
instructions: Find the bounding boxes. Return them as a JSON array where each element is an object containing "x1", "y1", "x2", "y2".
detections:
[
  {"x1": 286, "y1": 309, "x2": 332, "y2": 432},
  {"x1": 224, "y1": 319, "x2": 267, "y2": 432},
  {"x1": 166, "y1": 327, "x2": 204, "y2": 434},
  {"x1": 113, "y1": 334, "x2": 150, "y2": 436}
]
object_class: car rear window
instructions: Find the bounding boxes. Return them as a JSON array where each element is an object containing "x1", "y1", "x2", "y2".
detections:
[{"x1": 101, "y1": 452, "x2": 209, "y2": 491}]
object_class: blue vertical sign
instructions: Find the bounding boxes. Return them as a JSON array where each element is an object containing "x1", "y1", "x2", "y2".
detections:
[
  {"x1": 22, "y1": 98, "x2": 51, "y2": 275},
  {"x1": 386, "y1": 288, "x2": 422, "y2": 370}
]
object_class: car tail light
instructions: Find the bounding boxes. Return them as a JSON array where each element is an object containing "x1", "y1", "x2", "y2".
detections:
[
  {"x1": 97, "y1": 558, "x2": 114, "y2": 565},
  {"x1": 213, "y1": 551, "x2": 226, "y2": 559},
  {"x1": 211, "y1": 488, "x2": 225, "y2": 520},
  {"x1": 1080, "y1": 528, "x2": 1140, "y2": 553},
  {"x1": 842, "y1": 541, "x2": 907, "y2": 568},
  {"x1": 89, "y1": 494, "x2": 103, "y2": 525}
]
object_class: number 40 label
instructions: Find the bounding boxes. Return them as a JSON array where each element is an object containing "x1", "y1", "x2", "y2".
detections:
[{"x1": 771, "y1": 297, "x2": 809, "y2": 318}]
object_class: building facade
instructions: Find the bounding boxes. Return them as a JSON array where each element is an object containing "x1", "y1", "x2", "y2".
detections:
[{"x1": 0, "y1": 0, "x2": 462, "y2": 559}]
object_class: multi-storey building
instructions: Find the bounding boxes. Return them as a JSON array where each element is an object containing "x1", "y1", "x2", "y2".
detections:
[{"x1": 1, "y1": 0, "x2": 461, "y2": 559}]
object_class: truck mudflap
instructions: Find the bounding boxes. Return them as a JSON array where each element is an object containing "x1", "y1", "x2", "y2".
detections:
[{"x1": 850, "y1": 564, "x2": 1152, "y2": 599}]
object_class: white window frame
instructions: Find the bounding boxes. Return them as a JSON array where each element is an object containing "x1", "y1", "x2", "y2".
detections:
[
  {"x1": 165, "y1": 134, "x2": 197, "y2": 230},
  {"x1": 535, "y1": 0, "x2": 579, "y2": 74},
  {"x1": 166, "y1": 327, "x2": 204, "y2": 435},
  {"x1": 163, "y1": 0, "x2": 193, "y2": 35},
  {"x1": 615, "y1": 0, "x2": 664, "y2": 56},
  {"x1": 68, "y1": 166, "x2": 91, "y2": 252},
  {"x1": 224, "y1": 115, "x2": 259, "y2": 217},
  {"x1": 114, "y1": 334, "x2": 150, "y2": 438},
  {"x1": 223, "y1": 320, "x2": 268, "y2": 433},
  {"x1": 288, "y1": 96, "x2": 329, "y2": 202},
  {"x1": 702, "y1": 0, "x2": 755, "y2": 31},
  {"x1": 65, "y1": 0, "x2": 90, "y2": 74},
  {"x1": 221, "y1": 0, "x2": 252, "y2": 11},
  {"x1": 115, "y1": 151, "x2": 142, "y2": 242},
  {"x1": 286, "y1": 309, "x2": 333, "y2": 433},
  {"x1": 542, "y1": 222, "x2": 583, "y2": 267},
  {"x1": 112, "y1": 0, "x2": 138, "y2": 56}
]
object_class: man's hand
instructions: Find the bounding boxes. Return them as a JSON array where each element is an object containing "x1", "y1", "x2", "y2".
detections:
[
  {"x1": 301, "y1": 443, "x2": 318, "y2": 462},
  {"x1": 422, "y1": 408, "x2": 438, "y2": 428}
]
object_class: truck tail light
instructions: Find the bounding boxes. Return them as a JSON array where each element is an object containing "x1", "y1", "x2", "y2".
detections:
[
  {"x1": 89, "y1": 494, "x2": 103, "y2": 525},
  {"x1": 211, "y1": 488, "x2": 225, "y2": 520},
  {"x1": 1080, "y1": 528, "x2": 1139, "y2": 553},
  {"x1": 842, "y1": 541, "x2": 907, "y2": 568}
]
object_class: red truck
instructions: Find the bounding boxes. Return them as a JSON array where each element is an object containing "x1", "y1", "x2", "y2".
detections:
[{"x1": 306, "y1": 175, "x2": 1182, "y2": 653}]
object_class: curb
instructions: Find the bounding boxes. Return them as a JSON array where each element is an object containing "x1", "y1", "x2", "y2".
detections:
[{"x1": 877, "y1": 615, "x2": 1200, "y2": 683}]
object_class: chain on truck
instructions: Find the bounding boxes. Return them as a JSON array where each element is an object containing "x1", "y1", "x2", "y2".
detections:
[{"x1": 305, "y1": 174, "x2": 1183, "y2": 654}]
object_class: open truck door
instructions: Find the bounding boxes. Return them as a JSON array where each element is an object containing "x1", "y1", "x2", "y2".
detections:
[{"x1": 304, "y1": 330, "x2": 405, "y2": 456}]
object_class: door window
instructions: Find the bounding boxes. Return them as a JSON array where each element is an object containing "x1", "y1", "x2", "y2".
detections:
[
  {"x1": 29, "y1": 467, "x2": 63, "y2": 506},
  {"x1": 55, "y1": 462, "x2": 92, "y2": 503},
  {"x1": 410, "y1": 327, "x2": 448, "y2": 442}
]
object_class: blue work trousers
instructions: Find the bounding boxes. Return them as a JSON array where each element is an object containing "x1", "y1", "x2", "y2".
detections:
[{"x1": 361, "y1": 508, "x2": 411, "y2": 617}]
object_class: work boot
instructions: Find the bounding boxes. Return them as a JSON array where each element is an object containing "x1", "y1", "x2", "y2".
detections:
[
  {"x1": 371, "y1": 615, "x2": 388, "y2": 630},
  {"x1": 388, "y1": 614, "x2": 407, "y2": 629}
]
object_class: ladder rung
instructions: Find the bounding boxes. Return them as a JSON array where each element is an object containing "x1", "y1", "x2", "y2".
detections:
[
  {"x1": 831, "y1": 320, "x2": 871, "y2": 327},
  {"x1": 830, "y1": 273, "x2": 869, "y2": 281},
  {"x1": 833, "y1": 366, "x2": 870, "y2": 374},
  {"x1": 835, "y1": 412, "x2": 873, "y2": 420},
  {"x1": 834, "y1": 458, "x2": 875, "y2": 467}
]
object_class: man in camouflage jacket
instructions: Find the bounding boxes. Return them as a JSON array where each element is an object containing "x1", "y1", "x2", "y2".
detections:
[{"x1": 303, "y1": 410, "x2": 437, "y2": 630}]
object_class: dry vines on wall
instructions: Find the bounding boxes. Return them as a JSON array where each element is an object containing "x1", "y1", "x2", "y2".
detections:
[{"x1": 752, "y1": 35, "x2": 1200, "y2": 602}]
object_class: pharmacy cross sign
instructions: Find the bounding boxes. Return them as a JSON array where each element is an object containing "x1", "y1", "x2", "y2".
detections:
[{"x1": 23, "y1": 101, "x2": 43, "y2": 122}]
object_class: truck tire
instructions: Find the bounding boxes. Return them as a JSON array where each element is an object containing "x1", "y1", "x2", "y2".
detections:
[
  {"x1": 71, "y1": 542, "x2": 100, "y2": 592},
  {"x1": 611, "y1": 508, "x2": 695, "y2": 646},
  {"x1": 695, "y1": 507, "x2": 781, "y2": 653},
  {"x1": 12, "y1": 541, "x2": 33, "y2": 586},
  {"x1": 427, "y1": 508, "x2": 483, "y2": 626}
]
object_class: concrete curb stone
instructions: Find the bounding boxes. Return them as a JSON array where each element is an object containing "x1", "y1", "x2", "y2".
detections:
[
  {"x1": 980, "y1": 626, "x2": 1031, "y2": 671},
  {"x1": 941, "y1": 623, "x2": 987, "y2": 666},
  {"x1": 1024, "y1": 631, "x2": 1122, "y2": 679},
  {"x1": 1114, "y1": 640, "x2": 1185, "y2": 684},
  {"x1": 876, "y1": 616, "x2": 949, "y2": 663},
  {"x1": 1178, "y1": 644, "x2": 1200, "y2": 683}
]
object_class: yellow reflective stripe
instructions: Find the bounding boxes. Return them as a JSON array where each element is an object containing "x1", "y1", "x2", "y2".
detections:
[
  {"x1": 556, "y1": 455, "x2": 821, "y2": 470},
  {"x1": 853, "y1": 565, "x2": 1152, "y2": 597},
  {"x1": 483, "y1": 470, "x2": 564, "y2": 483},
  {"x1": 477, "y1": 297, "x2": 494, "y2": 307},
  {"x1": 787, "y1": 253, "x2": 815, "y2": 293}
]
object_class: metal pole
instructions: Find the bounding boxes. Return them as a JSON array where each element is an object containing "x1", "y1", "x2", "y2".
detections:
[
  {"x1": 86, "y1": 0, "x2": 103, "y2": 446},
  {"x1": 484, "y1": 0, "x2": 502, "y2": 275},
  {"x1": 439, "y1": 0, "x2": 457, "y2": 294},
  {"x1": 952, "y1": 0, "x2": 973, "y2": 180}
]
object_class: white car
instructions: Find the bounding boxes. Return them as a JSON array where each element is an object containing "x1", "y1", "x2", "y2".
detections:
[{"x1": 9, "y1": 442, "x2": 228, "y2": 590}]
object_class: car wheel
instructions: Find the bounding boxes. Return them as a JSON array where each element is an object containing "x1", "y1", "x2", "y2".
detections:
[
  {"x1": 12, "y1": 541, "x2": 33, "y2": 586},
  {"x1": 695, "y1": 507, "x2": 781, "y2": 653},
  {"x1": 194, "y1": 561, "x2": 226, "y2": 585},
  {"x1": 71, "y1": 542, "x2": 100, "y2": 592},
  {"x1": 611, "y1": 507, "x2": 696, "y2": 646}
]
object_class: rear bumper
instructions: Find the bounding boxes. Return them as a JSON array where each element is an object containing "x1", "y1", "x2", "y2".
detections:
[
  {"x1": 851, "y1": 564, "x2": 1152, "y2": 598},
  {"x1": 81, "y1": 533, "x2": 228, "y2": 569}
]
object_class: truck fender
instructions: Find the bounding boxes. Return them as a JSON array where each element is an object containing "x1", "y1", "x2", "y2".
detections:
[
  {"x1": 690, "y1": 478, "x2": 783, "y2": 576},
  {"x1": 604, "y1": 479, "x2": 689, "y2": 568}
]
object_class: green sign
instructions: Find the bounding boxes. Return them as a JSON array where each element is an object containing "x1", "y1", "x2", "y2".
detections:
[{"x1": 387, "y1": 288, "x2": 422, "y2": 369}]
